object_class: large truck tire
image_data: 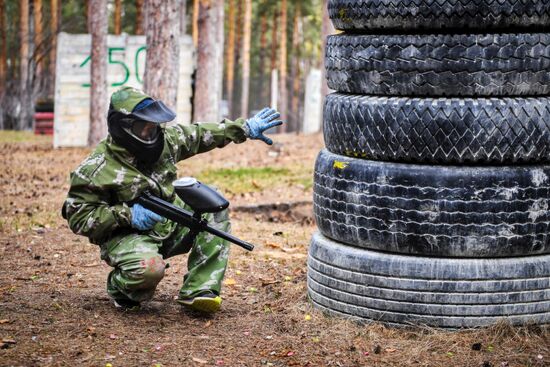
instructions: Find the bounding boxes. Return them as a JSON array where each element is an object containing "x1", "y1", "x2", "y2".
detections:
[
  {"x1": 328, "y1": 0, "x2": 550, "y2": 32},
  {"x1": 326, "y1": 33, "x2": 550, "y2": 96},
  {"x1": 323, "y1": 93, "x2": 550, "y2": 164},
  {"x1": 314, "y1": 149, "x2": 550, "y2": 257},
  {"x1": 307, "y1": 232, "x2": 550, "y2": 328}
]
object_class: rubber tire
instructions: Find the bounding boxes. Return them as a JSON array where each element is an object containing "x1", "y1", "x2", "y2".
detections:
[
  {"x1": 323, "y1": 93, "x2": 550, "y2": 164},
  {"x1": 314, "y1": 149, "x2": 550, "y2": 257},
  {"x1": 328, "y1": 0, "x2": 550, "y2": 32},
  {"x1": 308, "y1": 232, "x2": 550, "y2": 328},
  {"x1": 326, "y1": 33, "x2": 550, "y2": 96}
]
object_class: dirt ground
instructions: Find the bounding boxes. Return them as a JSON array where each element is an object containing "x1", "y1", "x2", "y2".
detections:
[{"x1": 1, "y1": 132, "x2": 548, "y2": 367}]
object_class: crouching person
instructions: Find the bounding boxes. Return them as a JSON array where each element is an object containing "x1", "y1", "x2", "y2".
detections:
[{"x1": 62, "y1": 87, "x2": 283, "y2": 313}]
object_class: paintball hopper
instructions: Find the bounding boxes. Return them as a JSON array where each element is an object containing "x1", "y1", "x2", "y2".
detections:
[{"x1": 173, "y1": 177, "x2": 229, "y2": 214}]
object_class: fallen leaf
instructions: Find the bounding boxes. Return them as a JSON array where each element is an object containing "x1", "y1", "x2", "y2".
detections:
[
  {"x1": 235, "y1": 270, "x2": 242, "y2": 275},
  {"x1": 204, "y1": 320, "x2": 212, "y2": 328},
  {"x1": 446, "y1": 352, "x2": 454, "y2": 357},
  {"x1": 2, "y1": 339, "x2": 16, "y2": 344},
  {"x1": 0, "y1": 319, "x2": 9, "y2": 324},
  {"x1": 385, "y1": 348, "x2": 397, "y2": 353},
  {"x1": 304, "y1": 314, "x2": 312, "y2": 321},
  {"x1": 260, "y1": 278, "x2": 280, "y2": 286},
  {"x1": 192, "y1": 357, "x2": 208, "y2": 364},
  {"x1": 312, "y1": 337, "x2": 320, "y2": 343},
  {"x1": 265, "y1": 242, "x2": 282, "y2": 249},
  {"x1": 223, "y1": 278, "x2": 237, "y2": 286},
  {"x1": 248, "y1": 287, "x2": 258, "y2": 293}
]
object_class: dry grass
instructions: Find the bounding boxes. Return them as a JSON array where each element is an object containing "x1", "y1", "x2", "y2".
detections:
[{"x1": 0, "y1": 131, "x2": 548, "y2": 366}]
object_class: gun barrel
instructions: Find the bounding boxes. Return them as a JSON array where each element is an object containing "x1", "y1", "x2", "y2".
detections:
[{"x1": 136, "y1": 194, "x2": 254, "y2": 251}]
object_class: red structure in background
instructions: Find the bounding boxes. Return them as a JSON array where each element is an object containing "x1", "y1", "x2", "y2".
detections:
[{"x1": 34, "y1": 112, "x2": 54, "y2": 135}]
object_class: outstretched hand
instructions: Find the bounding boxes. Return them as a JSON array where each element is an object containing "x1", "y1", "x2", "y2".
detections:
[{"x1": 244, "y1": 107, "x2": 284, "y2": 145}]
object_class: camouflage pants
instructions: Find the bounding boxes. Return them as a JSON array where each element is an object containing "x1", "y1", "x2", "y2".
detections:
[{"x1": 100, "y1": 198, "x2": 231, "y2": 303}]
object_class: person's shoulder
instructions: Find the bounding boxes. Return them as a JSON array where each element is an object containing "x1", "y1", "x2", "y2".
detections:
[{"x1": 71, "y1": 142, "x2": 110, "y2": 182}]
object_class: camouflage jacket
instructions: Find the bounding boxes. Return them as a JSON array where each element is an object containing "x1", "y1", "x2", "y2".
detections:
[{"x1": 62, "y1": 120, "x2": 248, "y2": 245}]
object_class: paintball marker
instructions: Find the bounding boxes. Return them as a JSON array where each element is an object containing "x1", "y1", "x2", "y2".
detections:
[{"x1": 135, "y1": 177, "x2": 255, "y2": 252}]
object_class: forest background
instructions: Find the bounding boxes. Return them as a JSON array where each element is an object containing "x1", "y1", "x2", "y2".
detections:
[{"x1": 0, "y1": 0, "x2": 333, "y2": 144}]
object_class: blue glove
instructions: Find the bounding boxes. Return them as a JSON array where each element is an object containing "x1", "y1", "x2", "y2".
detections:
[
  {"x1": 131, "y1": 204, "x2": 165, "y2": 231},
  {"x1": 244, "y1": 107, "x2": 283, "y2": 145}
]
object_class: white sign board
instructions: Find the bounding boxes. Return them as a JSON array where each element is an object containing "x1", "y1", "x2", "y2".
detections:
[{"x1": 54, "y1": 33, "x2": 195, "y2": 147}]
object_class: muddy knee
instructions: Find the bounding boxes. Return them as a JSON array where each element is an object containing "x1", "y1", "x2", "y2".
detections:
[
  {"x1": 120, "y1": 254, "x2": 166, "y2": 291},
  {"x1": 139, "y1": 255, "x2": 166, "y2": 287}
]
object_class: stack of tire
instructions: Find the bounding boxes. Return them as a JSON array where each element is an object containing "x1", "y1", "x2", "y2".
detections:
[{"x1": 308, "y1": 0, "x2": 550, "y2": 327}]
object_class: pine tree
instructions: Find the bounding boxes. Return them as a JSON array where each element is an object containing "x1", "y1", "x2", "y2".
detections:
[
  {"x1": 88, "y1": 0, "x2": 108, "y2": 146},
  {"x1": 240, "y1": 0, "x2": 251, "y2": 117},
  {"x1": 194, "y1": 0, "x2": 224, "y2": 122},
  {"x1": 143, "y1": 0, "x2": 180, "y2": 110}
]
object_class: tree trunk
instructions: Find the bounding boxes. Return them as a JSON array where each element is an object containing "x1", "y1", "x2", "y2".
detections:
[
  {"x1": 49, "y1": 0, "x2": 60, "y2": 98},
  {"x1": 0, "y1": 0, "x2": 5, "y2": 129},
  {"x1": 258, "y1": 12, "x2": 268, "y2": 108},
  {"x1": 33, "y1": 0, "x2": 44, "y2": 97},
  {"x1": 114, "y1": 0, "x2": 122, "y2": 35},
  {"x1": 232, "y1": 0, "x2": 243, "y2": 116},
  {"x1": 19, "y1": 0, "x2": 31, "y2": 130},
  {"x1": 135, "y1": 0, "x2": 144, "y2": 35},
  {"x1": 235, "y1": 0, "x2": 243, "y2": 64},
  {"x1": 240, "y1": 0, "x2": 251, "y2": 117},
  {"x1": 143, "y1": 0, "x2": 180, "y2": 110},
  {"x1": 0, "y1": 0, "x2": 6, "y2": 91},
  {"x1": 289, "y1": 4, "x2": 301, "y2": 132},
  {"x1": 225, "y1": 0, "x2": 235, "y2": 117},
  {"x1": 193, "y1": 0, "x2": 224, "y2": 122},
  {"x1": 269, "y1": 6, "x2": 278, "y2": 110},
  {"x1": 278, "y1": 0, "x2": 287, "y2": 131},
  {"x1": 270, "y1": 8, "x2": 277, "y2": 72},
  {"x1": 179, "y1": 0, "x2": 187, "y2": 35},
  {"x1": 320, "y1": 0, "x2": 334, "y2": 100},
  {"x1": 85, "y1": 0, "x2": 91, "y2": 32},
  {"x1": 192, "y1": 0, "x2": 198, "y2": 47},
  {"x1": 88, "y1": 0, "x2": 108, "y2": 146}
]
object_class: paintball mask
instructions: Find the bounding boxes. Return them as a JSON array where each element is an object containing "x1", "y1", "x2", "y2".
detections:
[{"x1": 107, "y1": 87, "x2": 176, "y2": 164}]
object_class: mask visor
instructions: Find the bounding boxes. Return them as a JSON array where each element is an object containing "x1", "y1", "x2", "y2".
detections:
[{"x1": 127, "y1": 121, "x2": 166, "y2": 144}]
